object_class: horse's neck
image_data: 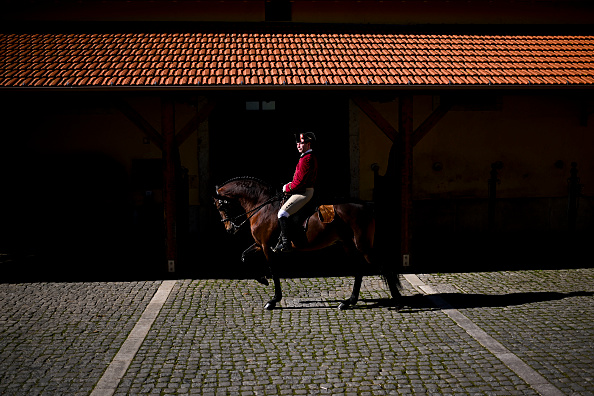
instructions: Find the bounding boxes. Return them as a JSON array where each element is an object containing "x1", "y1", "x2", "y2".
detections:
[
  {"x1": 237, "y1": 196, "x2": 258, "y2": 211},
  {"x1": 237, "y1": 192, "x2": 274, "y2": 212}
]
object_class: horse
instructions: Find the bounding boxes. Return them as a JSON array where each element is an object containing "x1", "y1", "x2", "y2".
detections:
[{"x1": 213, "y1": 176, "x2": 401, "y2": 310}]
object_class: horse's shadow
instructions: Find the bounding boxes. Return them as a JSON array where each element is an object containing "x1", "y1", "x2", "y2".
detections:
[{"x1": 283, "y1": 291, "x2": 594, "y2": 311}]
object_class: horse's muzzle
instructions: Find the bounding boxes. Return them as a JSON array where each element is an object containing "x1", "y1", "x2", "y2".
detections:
[{"x1": 225, "y1": 223, "x2": 239, "y2": 235}]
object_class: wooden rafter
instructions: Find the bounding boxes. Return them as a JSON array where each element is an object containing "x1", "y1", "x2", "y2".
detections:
[
  {"x1": 352, "y1": 96, "x2": 398, "y2": 141},
  {"x1": 175, "y1": 100, "x2": 217, "y2": 146},
  {"x1": 115, "y1": 99, "x2": 164, "y2": 150},
  {"x1": 353, "y1": 96, "x2": 451, "y2": 147},
  {"x1": 116, "y1": 98, "x2": 216, "y2": 150},
  {"x1": 411, "y1": 103, "x2": 451, "y2": 146}
]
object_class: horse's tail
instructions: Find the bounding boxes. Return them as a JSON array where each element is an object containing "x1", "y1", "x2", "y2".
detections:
[
  {"x1": 344, "y1": 201, "x2": 376, "y2": 256},
  {"x1": 335, "y1": 202, "x2": 401, "y2": 291},
  {"x1": 332, "y1": 202, "x2": 401, "y2": 299},
  {"x1": 365, "y1": 203, "x2": 402, "y2": 292},
  {"x1": 359, "y1": 202, "x2": 377, "y2": 255}
]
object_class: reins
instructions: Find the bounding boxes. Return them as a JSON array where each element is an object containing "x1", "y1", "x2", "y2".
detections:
[{"x1": 219, "y1": 191, "x2": 284, "y2": 230}]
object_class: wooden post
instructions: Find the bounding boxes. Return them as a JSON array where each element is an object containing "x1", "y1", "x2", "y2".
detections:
[
  {"x1": 488, "y1": 161, "x2": 503, "y2": 232},
  {"x1": 399, "y1": 95, "x2": 413, "y2": 268},
  {"x1": 568, "y1": 162, "x2": 581, "y2": 233},
  {"x1": 352, "y1": 95, "x2": 451, "y2": 269},
  {"x1": 162, "y1": 95, "x2": 177, "y2": 272},
  {"x1": 197, "y1": 98, "x2": 212, "y2": 244}
]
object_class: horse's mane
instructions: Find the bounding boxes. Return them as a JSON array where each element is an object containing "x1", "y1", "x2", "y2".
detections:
[{"x1": 216, "y1": 176, "x2": 276, "y2": 199}]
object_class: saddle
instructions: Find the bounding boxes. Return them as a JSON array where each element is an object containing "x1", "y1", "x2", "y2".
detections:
[
  {"x1": 284, "y1": 202, "x2": 335, "y2": 249},
  {"x1": 317, "y1": 205, "x2": 335, "y2": 224}
]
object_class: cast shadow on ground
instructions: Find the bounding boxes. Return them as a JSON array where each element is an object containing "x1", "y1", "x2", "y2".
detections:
[{"x1": 279, "y1": 291, "x2": 593, "y2": 311}]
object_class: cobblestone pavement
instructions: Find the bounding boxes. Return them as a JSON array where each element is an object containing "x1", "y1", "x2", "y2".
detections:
[
  {"x1": 417, "y1": 269, "x2": 594, "y2": 396},
  {"x1": 0, "y1": 268, "x2": 592, "y2": 395},
  {"x1": 0, "y1": 282, "x2": 161, "y2": 395}
]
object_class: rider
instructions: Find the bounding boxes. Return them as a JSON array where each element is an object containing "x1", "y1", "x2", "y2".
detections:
[{"x1": 273, "y1": 132, "x2": 318, "y2": 253}]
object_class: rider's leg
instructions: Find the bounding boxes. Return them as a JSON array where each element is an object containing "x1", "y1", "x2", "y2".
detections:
[
  {"x1": 273, "y1": 209, "x2": 293, "y2": 253},
  {"x1": 273, "y1": 190, "x2": 314, "y2": 253}
]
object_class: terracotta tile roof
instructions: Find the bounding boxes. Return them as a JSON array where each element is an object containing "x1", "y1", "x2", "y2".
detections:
[{"x1": 2, "y1": 29, "x2": 593, "y2": 88}]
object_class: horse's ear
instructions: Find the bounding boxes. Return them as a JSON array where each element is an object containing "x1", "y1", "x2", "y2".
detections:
[{"x1": 214, "y1": 186, "x2": 225, "y2": 199}]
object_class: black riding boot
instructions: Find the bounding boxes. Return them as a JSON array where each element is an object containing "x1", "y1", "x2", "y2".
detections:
[{"x1": 273, "y1": 217, "x2": 293, "y2": 253}]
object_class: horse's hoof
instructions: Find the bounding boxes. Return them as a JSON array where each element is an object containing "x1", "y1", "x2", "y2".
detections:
[
  {"x1": 264, "y1": 301, "x2": 276, "y2": 310},
  {"x1": 338, "y1": 302, "x2": 350, "y2": 310}
]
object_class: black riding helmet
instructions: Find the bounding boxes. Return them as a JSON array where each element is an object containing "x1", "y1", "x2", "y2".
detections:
[{"x1": 295, "y1": 132, "x2": 316, "y2": 144}]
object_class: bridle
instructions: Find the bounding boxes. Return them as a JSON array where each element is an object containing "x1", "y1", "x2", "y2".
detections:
[{"x1": 215, "y1": 192, "x2": 284, "y2": 232}]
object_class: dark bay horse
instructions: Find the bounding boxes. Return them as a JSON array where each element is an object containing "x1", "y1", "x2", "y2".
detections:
[{"x1": 213, "y1": 177, "x2": 401, "y2": 310}]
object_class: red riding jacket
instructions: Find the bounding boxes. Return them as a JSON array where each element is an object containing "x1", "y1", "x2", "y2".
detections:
[{"x1": 284, "y1": 151, "x2": 318, "y2": 193}]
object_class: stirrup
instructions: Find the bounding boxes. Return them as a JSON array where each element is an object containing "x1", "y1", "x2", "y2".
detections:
[{"x1": 272, "y1": 237, "x2": 293, "y2": 253}]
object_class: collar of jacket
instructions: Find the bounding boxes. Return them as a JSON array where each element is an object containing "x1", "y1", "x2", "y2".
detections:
[{"x1": 300, "y1": 149, "x2": 313, "y2": 158}]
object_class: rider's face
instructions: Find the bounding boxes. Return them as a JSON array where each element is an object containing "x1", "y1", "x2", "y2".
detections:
[{"x1": 297, "y1": 141, "x2": 311, "y2": 154}]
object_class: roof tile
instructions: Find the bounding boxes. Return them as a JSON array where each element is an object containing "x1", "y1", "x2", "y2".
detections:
[{"x1": 2, "y1": 30, "x2": 593, "y2": 88}]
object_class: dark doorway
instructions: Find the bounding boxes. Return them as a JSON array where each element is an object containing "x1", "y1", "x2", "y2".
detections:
[{"x1": 210, "y1": 92, "x2": 350, "y2": 200}]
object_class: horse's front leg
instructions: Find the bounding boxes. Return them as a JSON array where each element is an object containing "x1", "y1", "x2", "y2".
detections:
[
  {"x1": 264, "y1": 275, "x2": 282, "y2": 310},
  {"x1": 339, "y1": 274, "x2": 362, "y2": 310}
]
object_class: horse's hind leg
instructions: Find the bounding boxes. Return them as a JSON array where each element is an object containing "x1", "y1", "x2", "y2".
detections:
[
  {"x1": 381, "y1": 265, "x2": 402, "y2": 307},
  {"x1": 386, "y1": 275, "x2": 401, "y2": 304},
  {"x1": 339, "y1": 273, "x2": 362, "y2": 310},
  {"x1": 351, "y1": 216, "x2": 401, "y2": 308},
  {"x1": 336, "y1": 236, "x2": 365, "y2": 310}
]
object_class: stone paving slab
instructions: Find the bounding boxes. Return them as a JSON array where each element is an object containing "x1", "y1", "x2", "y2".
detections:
[{"x1": 0, "y1": 269, "x2": 592, "y2": 395}]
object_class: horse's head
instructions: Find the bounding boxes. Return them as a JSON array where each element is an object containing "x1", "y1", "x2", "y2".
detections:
[
  {"x1": 213, "y1": 177, "x2": 277, "y2": 235},
  {"x1": 213, "y1": 190, "x2": 242, "y2": 235}
]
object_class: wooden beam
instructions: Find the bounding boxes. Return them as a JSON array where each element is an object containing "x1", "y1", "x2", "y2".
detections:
[
  {"x1": 197, "y1": 98, "x2": 212, "y2": 239},
  {"x1": 412, "y1": 103, "x2": 451, "y2": 146},
  {"x1": 399, "y1": 95, "x2": 413, "y2": 268},
  {"x1": 162, "y1": 95, "x2": 177, "y2": 272},
  {"x1": 117, "y1": 96, "x2": 216, "y2": 272},
  {"x1": 353, "y1": 96, "x2": 450, "y2": 147},
  {"x1": 352, "y1": 96, "x2": 398, "y2": 141},
  {"x1": 115, "y1": 99, "x2": 164, "y2": 150},
  {"x1": 175, "y1": 99, "x2": 216, "y2": 146}
]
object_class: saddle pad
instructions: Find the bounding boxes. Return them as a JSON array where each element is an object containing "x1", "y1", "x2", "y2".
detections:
[{"x1": 318, "y1": 205, "x2": 335, "y2": 224}]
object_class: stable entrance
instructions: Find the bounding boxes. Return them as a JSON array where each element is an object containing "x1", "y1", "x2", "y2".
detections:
[{"x1": 210, "y1": 93, "x2": 350, "y2": 200}]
